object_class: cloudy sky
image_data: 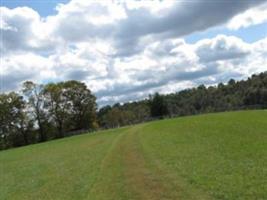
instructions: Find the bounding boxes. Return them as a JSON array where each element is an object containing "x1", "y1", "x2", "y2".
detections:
[{"x1": 1, "y1": 0, "x2": 267, "y2": 106}]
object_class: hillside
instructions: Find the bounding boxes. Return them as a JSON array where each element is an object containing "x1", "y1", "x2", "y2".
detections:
[{"x1": 0, "y1": 110, "x2": 266, "y2": 200}]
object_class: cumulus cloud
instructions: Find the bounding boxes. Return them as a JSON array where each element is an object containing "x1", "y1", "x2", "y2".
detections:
[
  {"x1": 195, "y1": 35, "x2": 251, "y2": 63},
  {"x1": 93, "y1": 35, "x2": 267, "y2": 105},
  {"x1": 1, "y1": 0, "x2": 267, "y2": 105},
  {"x1": 0, "y1": 7, "x2": 55, "y2": 55},
  {"x1": 227, "y1": 2, "x2": 267, "y2": 30},
  {"x1": 112, "y1": 0, "x2": 267, "y2": 57},
  {"x1": 4, "y1": 0, "x2": 260, "y2": 56},
  {"x1": 0, "y1": 53, "x2": 54, "y2": 91},
  {"x1": 1, "y1": 0, "x2": 266, "y2": 55}
]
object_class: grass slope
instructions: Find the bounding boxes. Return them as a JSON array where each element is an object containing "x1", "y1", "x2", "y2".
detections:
[{"x1": 0, "y1": 110, "x2": 266, "y2": 200}]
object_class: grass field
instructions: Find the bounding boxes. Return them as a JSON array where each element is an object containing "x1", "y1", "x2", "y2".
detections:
[{"x1": 0, "y1": 110, "x2": 266, "y2": 200}]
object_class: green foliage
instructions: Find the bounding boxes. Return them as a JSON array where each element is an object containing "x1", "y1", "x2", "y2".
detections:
[
  {"x1": 150, "y1": 92, "x2": 168, "y2": 117},
  {"x1": 1, "y1": 72, "x2": 267, "y2": 150},
  {"x1": 1, "y1": 80, "x2": 98, "y2": 149},
  {"x1": 97, "y1": 101, "x2": 151, "y2": 128},
  {"x1": 0, "y1": 92, "x2": 34, "y2": 149},
  {"x1": 43, "y1": 80, "x2": 98, "y2": 138},
  {"x1": 163, "y1": 72, "x2": 267, "y2": 115},
  {"x1": 97, "y1": 72, "x2": 267, "y2": 129},
  {"x1": 22, "y1": 81, "x2": 48, "y2": 142},
  {"x1": 63, "y1": 80, "x2": 97, "y2": 130}
]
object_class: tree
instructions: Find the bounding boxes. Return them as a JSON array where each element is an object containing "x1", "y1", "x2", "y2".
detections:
[
  {"x1": 133, "y1": 103, "x2": 150, "y2": 122},
  {"x1": 44, "y1": 82, "x2": 69, "y2": 138},
  {"x1": 105, "y1": 107, "x2": 122, "y2": 128},
  {"x1": 44, "y1": 81, "x2": 98, "y2": 138},
  {"x1": 63, "y1": 80, "x2": 97, "y2": 130},
  {"x1": 0, "y1": 92, "x2": 33, "y2": 149},
  {"x1": 98, "y1": 105, "x2": 112, "y2": 128},
  {"x1": 22, "y1": 81, "x2": 47, "y2": 142},
  {"x1": 150, "y1": 93, "x2": 168, "y2": 117},
  {"x1": 17, "y1": 108, "x2": 34, "y2": 145}
]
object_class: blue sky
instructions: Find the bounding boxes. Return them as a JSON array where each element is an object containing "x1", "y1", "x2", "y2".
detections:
[
  {"x1": 186, "y1": 23, "x2": 267, "y2": 44},
  {"x1": 1, "y1": 0, "x2": 69, "y2": 16},
  {"x1": 1, "y1": 0, "x2": 267, "y2": 106}
]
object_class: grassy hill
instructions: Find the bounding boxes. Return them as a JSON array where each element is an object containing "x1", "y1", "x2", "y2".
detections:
[{"x1": 0, "y1": 110, "x2": 266, "y2": 200}]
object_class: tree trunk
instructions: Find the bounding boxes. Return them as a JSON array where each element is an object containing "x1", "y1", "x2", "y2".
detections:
[
  {"x1": 22, "y1": 130, "x2": 28, "y2": 145},
  {"x1": 37, "y1": 118, "x2": 46, "y2": 142},
  {"x1": 57, "y1": 120, "x2": 64, "y2": 138}
]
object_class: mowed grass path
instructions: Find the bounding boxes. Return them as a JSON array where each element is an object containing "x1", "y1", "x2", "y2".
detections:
[{"x1": 0, "y1": 110, "x2": 266, "y2": 200}]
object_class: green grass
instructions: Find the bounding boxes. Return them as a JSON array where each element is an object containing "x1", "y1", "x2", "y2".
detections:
[{"x1": 0, "y1": 110, "x2": 266, "y2": 200}]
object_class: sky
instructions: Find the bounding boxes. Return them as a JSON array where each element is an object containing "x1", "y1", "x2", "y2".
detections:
[{"x1": 1, "y1": 0, "x2": 267, "y2": 106}]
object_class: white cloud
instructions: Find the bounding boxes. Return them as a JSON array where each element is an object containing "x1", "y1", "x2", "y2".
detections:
[
  {"x1": 92, "y1": 35, "x2": 267, "y2": 105},
  {"x1": 227, "y1": 3, "x2": 267, "y2": 30},
  {"x1": 0, "y1": 7, "x2": 55, "y2": 54},
  {"x1": 195, "y1": 35, "x2": 251, "y2": 63},
  {"x1": 55, "y1": 0, "x2": 127, "y2": 25},
  {"x1": 1, "y1": 0, "x2": 267, "y2": 105},
  {"x1": 1, "y1": 33, "x2": 266, "y2": 105},
  {"x1": 1, "y1": 53, "x2": 54, "y2": 91}
]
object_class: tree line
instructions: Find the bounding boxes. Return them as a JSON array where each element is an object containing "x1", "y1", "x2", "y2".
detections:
[
  {"x1": 0, "y1": 81, "x2": 97, "y2": 149},
  {"x1": 1, "y1": 72, "x2": 267, "y2": 150},
  {"x1": 98, "y1": 72, "x2": 267, "y2": 127}
]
